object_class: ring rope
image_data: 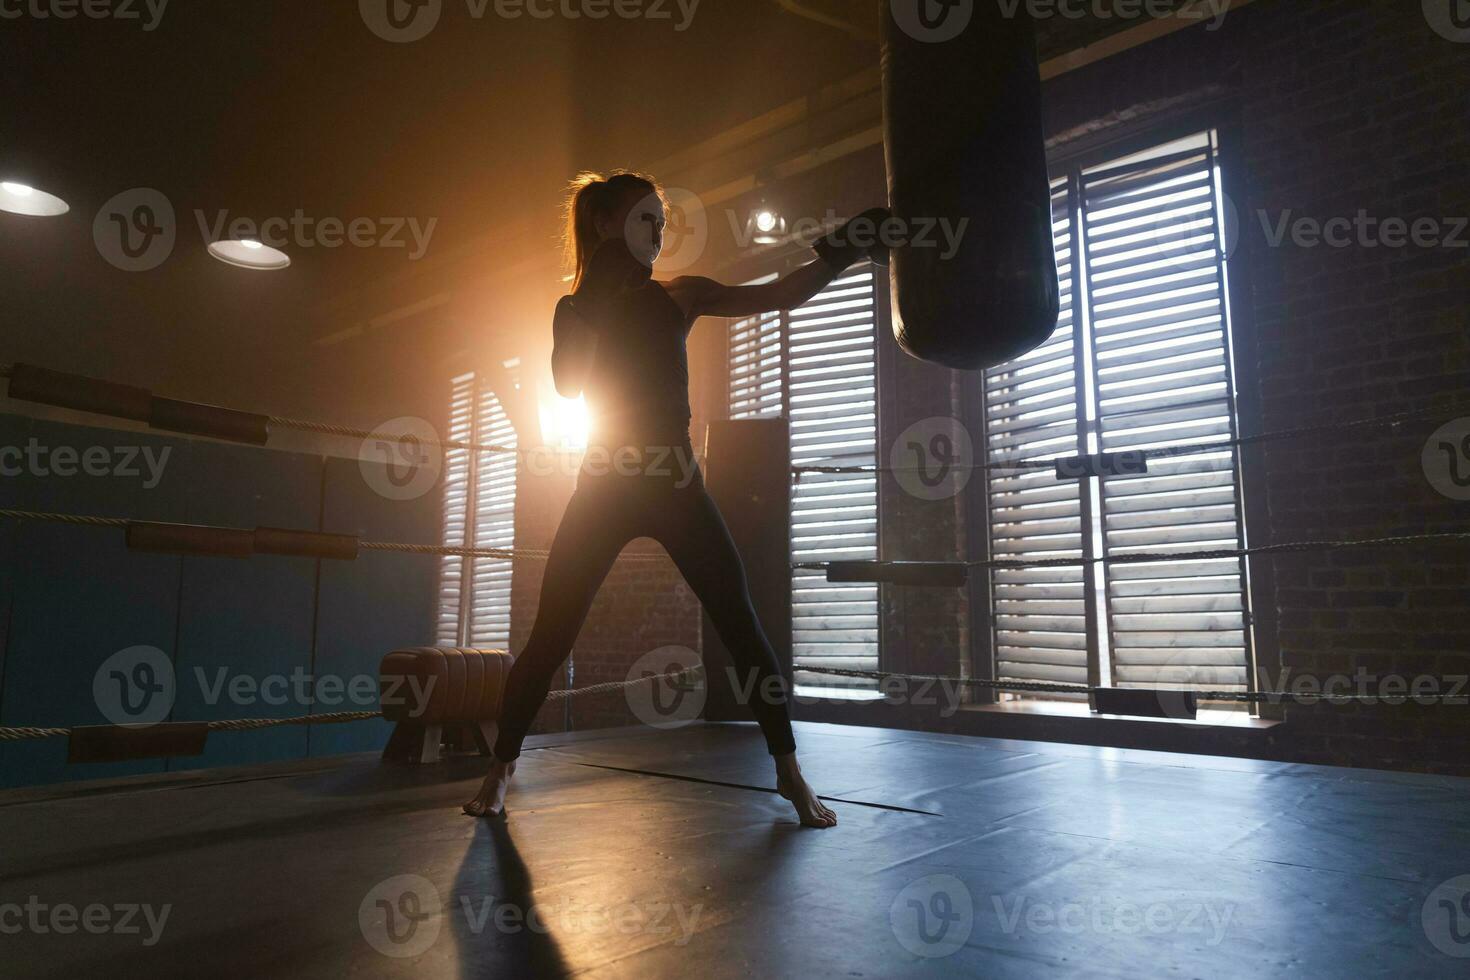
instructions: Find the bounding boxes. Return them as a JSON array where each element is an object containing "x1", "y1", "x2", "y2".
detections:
[
  {"x1": 266, "y1": 414, "x2": 522, "y2": 457},
  {"x1": 0, "y1": 508, "x2": 669, "y2": 563},
  {"x1": 269, "y1": 415, "x2": 713, "y2": 463},
  {"x1": 0, "y1": 726, "x2": 73, "y2": 741},
  {"x1": 5, "y1": 359, "x2": 1466, "y2": 482},
  {"x1": 0, "y1": 509, "x2": 131, "y2": 530},
  {"x1": 0, "y1": 666, "x2": 706, "y2": 741},
  {"x1": 204, "y1": 710, "x2": 384, "y2": 732},
  {"x1": 3, "y1": 509, "x2": 1464, "y2": 569},
  {"x1": 359, "y1": 540, "x2": 551, "y2": 560},
  {"x1": 545, "y1": 664, "x2": 704, "y2": 702},
  {"x1": 801, "y1": 667, "x2": 1470, "y2": 705},
  {"x1": 792, "y1": 398, "x2": 1470, "y2": 476},
  {"x1": 793, "y1": 532, "x2": 1470, "y2": 573}
]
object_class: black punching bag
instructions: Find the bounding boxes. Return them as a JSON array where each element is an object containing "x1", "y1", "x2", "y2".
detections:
[{"x1": 882, "y1": 2, "x2": 1060, "y2": 370}]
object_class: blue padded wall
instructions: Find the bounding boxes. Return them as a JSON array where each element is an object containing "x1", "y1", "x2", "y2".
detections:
[
  {"x1": 0, "y1": 413, "x2": 27, "y2": 782},
  {"x1": 1, "y1": 417, "x2": 189, "y2": 788},
  {"x1": 169, "y1": 440, "x2": 324, "y2": 773},
  {"x1": 0, "y1": 414, "x2": 441, "y2": 788},
  {"x1": 310, "y1": 455, "x2": 439, "y2": 758}
]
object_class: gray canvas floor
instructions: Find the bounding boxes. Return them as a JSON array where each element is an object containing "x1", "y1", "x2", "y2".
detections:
[{"x1": 2, "y1": 721, "x2": 1468, "y2": 978}]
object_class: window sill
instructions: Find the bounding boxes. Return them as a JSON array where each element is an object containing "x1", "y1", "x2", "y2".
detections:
[
  {"x1": 793, "y1": 685, "x2": 886, "y2": 702},
  {"x1": 963, "y1": 699, "x2": 1280, "y2": 730}
]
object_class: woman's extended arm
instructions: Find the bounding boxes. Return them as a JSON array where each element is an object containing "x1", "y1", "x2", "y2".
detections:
[
  {"x1": 681, "y1": 259, "x2": 841, "y2": 320},
  {"x1": 682, "y1": 206, "x2": 893, "y2": 320}
]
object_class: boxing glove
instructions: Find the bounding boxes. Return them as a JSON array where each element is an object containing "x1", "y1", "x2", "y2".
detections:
[{"x1": 812, "y1": 207, "x2": 898, "y2": 272}]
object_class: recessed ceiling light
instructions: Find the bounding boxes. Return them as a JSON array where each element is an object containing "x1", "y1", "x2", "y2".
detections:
[
  {"x1": 0, "y1": 180, "x2": 70, "y2": 217},
  {"x1": 751, "y1": 206, "x2": 786, "y2": 245},
  {"x1": 208, "y1": 239, "x2": 291, "y2": 270}
]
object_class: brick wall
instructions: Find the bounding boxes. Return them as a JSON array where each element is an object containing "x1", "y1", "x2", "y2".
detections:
[
  {"x1": 1233, "y1": 0, "x2": 1470, "y2": 772},
  {"x1": 873, "y1": 0, "x2": 1470, "y2": 773}
]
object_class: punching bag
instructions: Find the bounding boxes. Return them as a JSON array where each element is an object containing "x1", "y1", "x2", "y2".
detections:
[{"x1": 882, "y1": 2, "x2": 1060, "y2": 370}]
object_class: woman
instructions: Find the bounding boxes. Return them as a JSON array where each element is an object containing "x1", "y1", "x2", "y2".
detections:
[{"x1": 464, "y1": 171, "x2": 888, "y2": 829}]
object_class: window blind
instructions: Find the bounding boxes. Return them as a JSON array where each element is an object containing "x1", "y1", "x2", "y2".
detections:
[
  {"x1": 437, "y1": 372, "x2": 518, "y2": 650},
  {"x1": 984, "y1": 180, "x2": 1090, "y2": 687},
  {"x1": 984, "y1": 131, "x2": 1250, "y2": 696},
  {"x1": 1083, "y1": 133, "x2": 1248, "y2": 692},
  {"x1": 730, "y1": 266, "x2": 881, "y2": 682}
]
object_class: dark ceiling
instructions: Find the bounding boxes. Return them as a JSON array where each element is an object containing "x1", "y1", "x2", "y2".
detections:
[{"x1": 0, "y1": 0, "x2": 1219, "y2": 419}]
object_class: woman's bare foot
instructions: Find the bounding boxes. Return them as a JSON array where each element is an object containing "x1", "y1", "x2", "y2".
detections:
[
  {"x1": 774, "y1": 752, "x2": 837, "y2": 829},
  {"x1": 463, "y1": 756, "x2": 516, "y2": 818}
]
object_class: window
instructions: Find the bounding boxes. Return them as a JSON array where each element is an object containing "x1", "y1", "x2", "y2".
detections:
[
  {"x1": 437, "y1": 371, "x2": 518, "y2": 649},
  {"x1": 982, "y1": 131, "x2": 1251, "y2": 699},
  {"x1": 729, "y1": 266, "x2": 881, "y2": 689}
]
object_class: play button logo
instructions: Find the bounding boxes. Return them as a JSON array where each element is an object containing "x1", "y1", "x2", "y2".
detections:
[
  {"x1": 361, "y1": 0, "x2": 442, "y2": 43},
  {"x1": 1425, "y1": 0, "x2": 1470, "y2": 42}
]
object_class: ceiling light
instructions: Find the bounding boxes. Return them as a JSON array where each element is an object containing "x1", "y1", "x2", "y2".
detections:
[
  {"x1": 751, "y1": 206, "x2": 787, "y2": 246},
  {"x1": 208, "y1": 239, "x2": 291, "y2": 270},
  {"x1": 0, "y1": 180, "x2": 70, "y2": 217}
]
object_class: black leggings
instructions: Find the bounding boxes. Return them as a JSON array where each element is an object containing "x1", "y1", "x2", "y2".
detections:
[{"x1": 492, "y1": 463, "x2": 797, "y2": 762}]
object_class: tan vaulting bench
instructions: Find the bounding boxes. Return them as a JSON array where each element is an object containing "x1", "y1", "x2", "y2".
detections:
[{"x1": 379, "y1": 648, "x2": 512, "y2": 764}]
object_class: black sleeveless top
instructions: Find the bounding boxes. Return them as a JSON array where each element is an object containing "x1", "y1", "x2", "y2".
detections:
[{"x1": 583, "y1": 280, "x2": 693, "y2": 449}]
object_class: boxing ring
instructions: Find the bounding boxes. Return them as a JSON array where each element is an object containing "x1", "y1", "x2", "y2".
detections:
[
  {"x1": 1, "y1": 356, "x2": 1467, "y2": 756},
  {"x1": 4, "y1": 721, "x2": 1469, "y2": 978},
  {"x1": 1, "y1": 357, "x2": 1469, "y2": 978}
]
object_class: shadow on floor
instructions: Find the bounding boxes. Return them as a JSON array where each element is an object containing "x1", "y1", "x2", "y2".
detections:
[{"x1": 452, "y1": 817, "x2": 572, "y2": 979}]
